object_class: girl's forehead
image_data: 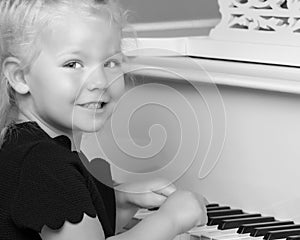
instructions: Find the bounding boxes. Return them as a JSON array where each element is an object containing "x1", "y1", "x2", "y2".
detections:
[{"x1": 40, "y1": 14, "x2": 121, "y2": 56}]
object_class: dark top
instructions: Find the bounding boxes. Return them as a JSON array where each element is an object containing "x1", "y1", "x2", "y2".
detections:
[{"x1": 0, "y1": 121, "x2": 116, "y2": 240}]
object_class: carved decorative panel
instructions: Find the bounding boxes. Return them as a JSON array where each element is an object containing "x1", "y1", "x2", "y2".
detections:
[{"x1": 210, "y1": 0, "x2": 300, "y2": 46}]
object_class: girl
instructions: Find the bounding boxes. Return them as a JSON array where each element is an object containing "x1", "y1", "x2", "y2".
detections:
[{"x1": 0, "y1": 0, "x2": 207, "y2": 239}]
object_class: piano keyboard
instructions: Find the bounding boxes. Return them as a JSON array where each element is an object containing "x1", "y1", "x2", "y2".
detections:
[{"x1": 125, "y1": 203, "x2": 300, "y2": 240}]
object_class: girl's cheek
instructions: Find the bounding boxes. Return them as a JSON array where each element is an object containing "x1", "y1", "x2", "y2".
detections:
[
  {"x1": 69, "y1": 74, "x2": 85, "y2": 89},
  {"x1": 110, "y1": 76, "x2": 125, "y2": 99}
]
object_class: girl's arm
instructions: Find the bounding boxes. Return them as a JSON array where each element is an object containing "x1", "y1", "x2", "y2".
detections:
[
  {"x1": 40, "y1": 214, "x2": 106, "y2": 240},
  {"x1": 109, "y1": 210, "x2": 177, "y2": 240},
  {"x1": 40, "y1": 190, "x2": 207, "y2": 240},
  {"x1": 115, "y1": 194, "x2": 139, "y2": 233},
  {"x1": 113, "y1": 178, "x2": 177, "y2": 233},
  {"x1": 41, "y1": 208, "x2": 177, "y2": 240},
  {"x1": 114, "y1": 181, "x2": 139, "y2": 233}
]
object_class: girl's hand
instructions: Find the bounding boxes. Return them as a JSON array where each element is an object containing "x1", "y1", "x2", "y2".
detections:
[
  {"x1": 157, "y1": 190, "x2": 208, "y2": 234},
  {"x1": 115, "y1": 178, "x2": 176, "y2": 209}
]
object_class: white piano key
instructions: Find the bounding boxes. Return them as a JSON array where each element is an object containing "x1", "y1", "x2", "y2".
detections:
[
  {"x1": 188, "y1": 227, "x2": 220, "y2": 238},
  {"x1": 231, "y1": 237, "x2": 264, "y2": 240},
  {"x1": 134, "y1": 209, "x2": 154, "y2": 219},
  {"x1": 188, "y1": 225, "x2": 218, "y2": 234},
  {"x1": 173, "y1": 233, "x2": 190, "y2": 240},
  {"x1": 212, "y1": 233, "x2": 251, "y2": 240},
  {"x1": 191, "y1": 228, "x2": 238, "y2": 240},
  {"x1": 203, "y1": 229, "x2": 239, "y2": 240},
  {"x1": 188, "y1": 225, "x2": 221, "y2": 239}
]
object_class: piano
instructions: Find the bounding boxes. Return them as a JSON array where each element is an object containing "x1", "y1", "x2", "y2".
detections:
[
  {"x1": 81, "y1": 0, "x2": 300, "y2": 239},
  {"x1": 123, "y1": 203, "x2": 300, "y2": 240}
]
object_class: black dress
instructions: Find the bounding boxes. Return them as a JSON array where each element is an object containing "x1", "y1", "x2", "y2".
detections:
[{"x1": 0, "y1": 121, "x2": 116, "y2": 240}]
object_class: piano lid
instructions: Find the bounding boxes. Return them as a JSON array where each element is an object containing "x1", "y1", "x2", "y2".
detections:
[{"x1": 123, "y1": 0, "x2": 300, "y2": 67}]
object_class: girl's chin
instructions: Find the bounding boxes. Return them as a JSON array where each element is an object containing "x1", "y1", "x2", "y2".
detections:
[{"x1": 72, "y1": 119, "x2": 107, "y2": 133}]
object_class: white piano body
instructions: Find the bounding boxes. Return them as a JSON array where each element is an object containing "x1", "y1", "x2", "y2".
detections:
[{"x1": 81, "y1": 0, "x2": 300, "y2": 228}]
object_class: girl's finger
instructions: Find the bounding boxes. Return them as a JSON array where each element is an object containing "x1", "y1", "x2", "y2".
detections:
[
  {"x1": 152, "y1": 184, "x2": 176, "y2": 197},
  {"x1": 151, "y1": 193, "x2": 168, "y2": 206}
]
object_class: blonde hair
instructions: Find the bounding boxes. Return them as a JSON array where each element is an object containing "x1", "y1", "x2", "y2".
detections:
[{"x1": 0, "y1": 0, "x2": 127, "y2": 147}]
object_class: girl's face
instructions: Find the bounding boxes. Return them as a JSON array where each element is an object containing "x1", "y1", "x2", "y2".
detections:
[{"x1": 23, "y1": 13, "x2": 125, "y2": 135}]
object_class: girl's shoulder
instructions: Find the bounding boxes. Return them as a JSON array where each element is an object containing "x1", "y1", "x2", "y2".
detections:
[
  {"x1": 0, "y1": 122, "x2": 102, "y2": 235},
  {"x1": 1, "y1": 121, "x2": 87, "y2": 180},
  {"x1": 0, "y1": 122, "x2": 116, "y2": 238},
  {"x1": 2, "y1": 121, "x2": 77, "y2": 162}
]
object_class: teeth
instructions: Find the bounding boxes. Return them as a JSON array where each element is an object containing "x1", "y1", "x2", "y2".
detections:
[{"x1": 82, "y1": 102, "x2": 104, "y2": 109}]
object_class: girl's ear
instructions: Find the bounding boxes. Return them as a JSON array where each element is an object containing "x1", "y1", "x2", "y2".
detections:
[{"x1": 2, "y1": 57, "x2": 30, "y2": 95}]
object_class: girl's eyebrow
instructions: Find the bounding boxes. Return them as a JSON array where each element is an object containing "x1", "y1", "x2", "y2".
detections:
[
  {"x1": 106, "y1": 51, "x2": 125, "y2": 59},
  {"x1": 57, "y1": 49, "x2": 123, "y2": 57},
  {"x1": 56, "y1": 49, "x2": 86, "y2": 58}
]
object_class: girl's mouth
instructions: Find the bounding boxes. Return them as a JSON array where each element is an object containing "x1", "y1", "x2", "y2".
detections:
[{"x1": 80, "y1": 101, "x2": 108, "y2": 110}]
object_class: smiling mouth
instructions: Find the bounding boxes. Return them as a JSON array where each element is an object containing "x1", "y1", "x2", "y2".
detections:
[{"x1": 79, "y1": 102, "x2": 108, "y2": 110}]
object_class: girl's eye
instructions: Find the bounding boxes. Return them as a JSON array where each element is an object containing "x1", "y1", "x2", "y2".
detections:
[
  {"x1": 104, "y1": 59, "x2": 121, "y2": 69},
  {"x1": 63, "y1": 61, "x2": 83, "y2": 69}
]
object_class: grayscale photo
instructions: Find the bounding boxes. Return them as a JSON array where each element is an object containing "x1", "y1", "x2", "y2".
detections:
[{"x1": 1, "y1": 0, "x2": 299, "y2": 239}]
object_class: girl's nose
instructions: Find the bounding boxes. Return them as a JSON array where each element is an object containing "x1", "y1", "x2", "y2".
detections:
[{"x1": 86, "y1": 66, "x2": 108, "y2": 91}]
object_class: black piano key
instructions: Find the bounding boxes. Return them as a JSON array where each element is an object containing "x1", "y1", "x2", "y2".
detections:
[
  {"x1": 148, "y1": 207, "x2": 159, "y2": 211},
  {"x1": 207, "y1": 206, "x2": 231, "y2": 211},
  {"x1": 251, "y1": 224, "x2": 300, "y2": 237},
  {"x1": 207, "y1": 209, "x2": 243, "y2": 218},
  {"x1": 208, "y1": 213, "x2": 261, "y2": 226},
  {"x1": 238, "y1": 221, "x2": 294, "y2": 234},
  {"x1": 264, "y1": 229, "x2": 300, "y2": 240},
  {"x1": 218, "y1": 216, "x2": 275, "y2": 230},
  {"x1": 287, "y1": 235, "x2": 300, "y2": 240},
  {"x1": 206, "y1": 203, "x2": 219, "y2": 208}
]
